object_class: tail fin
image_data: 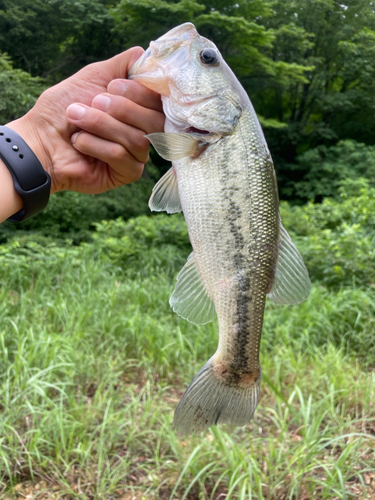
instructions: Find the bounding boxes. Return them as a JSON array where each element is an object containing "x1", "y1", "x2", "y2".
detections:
[{"x1": 174, "y1": 359, "x2": 261, "y2": 435}]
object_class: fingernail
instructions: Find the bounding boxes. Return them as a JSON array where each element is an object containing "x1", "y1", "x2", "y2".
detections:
[
  {"x1": 108, "y1": 80, "x2": 127, "y2": 96},
  {"x1": 71, "y1": 131, "x2": 80, "y2": 144},
  {"x1": 67, "y1": 104, "x2": 85, "y2": 120},
  {"x1": 92, "y1": 94, "x2": 110, "y2": 111}
]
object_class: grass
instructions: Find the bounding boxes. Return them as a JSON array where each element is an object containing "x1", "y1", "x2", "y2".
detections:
[{"x1": 0, "y1": 234, "x2": 375, "y2": 499}]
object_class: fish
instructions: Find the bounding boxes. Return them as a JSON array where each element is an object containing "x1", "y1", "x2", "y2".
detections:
[{"x1": 129, "y1": 23, "x2": 311, "y2": 435}]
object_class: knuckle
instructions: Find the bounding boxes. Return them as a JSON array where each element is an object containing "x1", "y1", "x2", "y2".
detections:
[
  {"x1": 85, "y1": 61, "x2": 100, "y2": 74},
  {"x1": 129, "y1": 162, "x2": 144, "y2": 183},
  {"x1": 133, "y1": 132, "x2": 150, "y2": 152},
  {"x1": 109, "y1": 143, "x2": 127, "y2": 162},
  {"x1": 74, "y1": 131, "x2": 89, "y2": 150}
]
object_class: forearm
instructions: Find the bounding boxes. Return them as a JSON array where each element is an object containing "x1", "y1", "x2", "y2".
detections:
[{"x1": 0, "y1": 157, "x2": 23, "y2": 223}]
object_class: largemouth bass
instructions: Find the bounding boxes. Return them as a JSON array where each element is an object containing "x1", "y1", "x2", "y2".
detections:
[{"x1": 129, "y1": 23, "x2": 311, "y2": 435}]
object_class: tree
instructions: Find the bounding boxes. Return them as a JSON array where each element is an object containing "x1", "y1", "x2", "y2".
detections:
[
  {"x1": 2, "y1": 0, "x2": 375, "y2": 203},
  {"x1": 0, "y1": 52, "x2": 45, "y2": 124},
  {"x1": 0, "y1": 0, "x2": 118, "y2": 80},
  {"x1": 250, "y1": 0, "x2": 375, "y2": 198}
]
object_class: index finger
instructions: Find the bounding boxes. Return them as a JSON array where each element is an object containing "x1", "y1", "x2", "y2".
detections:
[{"x1": 107, "y1": 79, "x2": 163, "y2": 112}]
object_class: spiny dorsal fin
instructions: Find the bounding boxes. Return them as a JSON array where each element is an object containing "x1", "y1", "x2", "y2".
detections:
[
  {"x1": 170, "y1": 252, "x2": 216, "y2": 325},
  {"x1": 146, "y1": 132, "x2": 200, "y2": 160},
  {"x1": 149, "y1": 166, "x2": 182, "y2": 214},
  {"x1": 267, "y1": 220, "x2": 311, "y2": 305}
]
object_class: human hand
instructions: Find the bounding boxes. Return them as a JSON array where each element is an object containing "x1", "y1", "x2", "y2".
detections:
[{"x1": 6, "y1": 47, "x2": 165, "y2": 195}]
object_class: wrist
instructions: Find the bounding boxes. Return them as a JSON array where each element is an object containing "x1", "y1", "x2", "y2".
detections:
[
  {"x1": 0, "y1": 124, "x2": 51, "y2": 222},
  {"x1": 0, "y1": 157, "x2": 23, "y2": 223},
  {"x1": 6, "y1": 112, "x2": 53, "y2": 190}
]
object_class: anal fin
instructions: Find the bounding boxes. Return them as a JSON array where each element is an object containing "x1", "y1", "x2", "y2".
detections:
[{"x1": 170, "y1": 253, "x2": 216, "y2": 325}]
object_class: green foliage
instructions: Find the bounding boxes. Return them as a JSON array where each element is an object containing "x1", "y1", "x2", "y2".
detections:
[
  {"x1": 281, "y1": 178, "x2": 375, "y2": 288},
  {"x1": 0, "y1": 0, "x2": 117, "y2": 79},
  {"x1": 0, "y1": 178, "x2": 154, "y2": 244},
  {"x1": 87, "y1": 180, "x2": 375, "y2": 291},
  {"x1": 93, "y1": 213, "x2": 190, "y2": 277},
  {"x1": 3, "y1": 0, "x2": 375, "y2": 198},
  {"x1": 251, "y1": 0, "x2": 375, "y2": 197},
  {"x1": 286, "y1": 140, "x2": 375, "y2": 201},
  {"x1": 1, "y1": 205, "x2": 375, "y2": 496},
  {"x1": 0, "y1": 52, "x2": 45, "y2": 123},
  {"x1": 111, "y1": 0, "x2": 205, "y2": 46}
]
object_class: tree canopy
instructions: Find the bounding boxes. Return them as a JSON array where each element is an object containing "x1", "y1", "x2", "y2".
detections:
[
  {"x1": 1, "y1": 0, "x2": 375, "y2": 202},
  {"x1": 0, "y1": 51, "x2": 45, "y2": 124}
]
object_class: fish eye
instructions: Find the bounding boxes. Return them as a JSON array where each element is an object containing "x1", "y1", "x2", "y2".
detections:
[{"x1": 199, "y1": 48, "x2": 220, "y2": 66}]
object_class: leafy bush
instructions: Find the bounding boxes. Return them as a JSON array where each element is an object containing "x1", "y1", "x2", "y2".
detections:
[
  {"x1": 0, "y1": 178, "x2": 155, "y2": 244},
  {"x1": 0, "y1": 52, "x2": 45, "y2": 124},
  {"x1": 0, "y1": 236, "x2": 87, "y2": 290},
  {"x1": 3, "y1": 177, "x2": 374, "y2": 291},
  {"x1": 286, "y1": 140, "x2": 375, "y2": 202},
  {"x1": 281, "y1": 178, "x2": 375, "y2": 288},
  {"x1": 93, "y1": 214, "x2": 191, "y2": 277}
]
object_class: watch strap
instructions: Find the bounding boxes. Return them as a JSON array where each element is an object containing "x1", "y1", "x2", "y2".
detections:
[{"x1": 0, "y1": 125, "x2": 51, "y2": 222}]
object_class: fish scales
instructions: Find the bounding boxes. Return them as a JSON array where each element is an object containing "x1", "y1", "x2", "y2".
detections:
[
  {"x1": 129, "y1": 23, "x2": 310, "y2": 435},
  {"x1": 176, "y1": 108, "x2": 278, "y2": 379}
]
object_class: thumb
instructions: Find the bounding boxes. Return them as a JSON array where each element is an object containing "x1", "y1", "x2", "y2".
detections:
[{"x1": 102, "y1": 47, "x2": 145, "y2": 81}]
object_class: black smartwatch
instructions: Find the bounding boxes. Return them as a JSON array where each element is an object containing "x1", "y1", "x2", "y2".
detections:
[{"x1": 0, "y1": 126, "x2": 51, "y2": 222}]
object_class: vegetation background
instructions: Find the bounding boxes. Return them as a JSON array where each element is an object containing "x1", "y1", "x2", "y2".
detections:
[{"x1": 1, "y1": 0, "x2": 375, "y2": 498}]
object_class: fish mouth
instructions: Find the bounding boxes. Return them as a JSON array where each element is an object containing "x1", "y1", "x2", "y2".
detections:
[
  {"x1": 128, "y1": 23, "x2": 199, "y2": 96},
  {"x1": 128, "y1": 47, "x2": 169, "y2": 94},
  {"x1": 129, "y1": 51, "x2": 172, "y2": 95},
  {"x1": 128, "y1": 47, "x2": 152, "y2": 78},
  {"x1": 186, "y1": 126, "x2": 210, "y2": 135}
]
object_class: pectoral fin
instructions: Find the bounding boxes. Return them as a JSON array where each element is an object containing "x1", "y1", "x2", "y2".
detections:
[
  {"x1": 170, "y1": 252, "x2": 216, "y2": 325},
  {"x1": 149, "y1": 166, "x2": 182, "y2": 213},
  {"x1": 267, "y1": 220, "x2": 311, "y2": 305},
  {"x1": 146, "y1": 133, "x2": 200, "y2": 160}
]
